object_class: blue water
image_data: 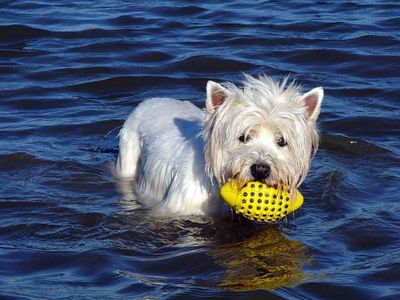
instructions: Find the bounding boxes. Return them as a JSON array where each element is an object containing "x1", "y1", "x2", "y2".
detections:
[{"x1": 1, "y1": 1, "x2": 399, "y2": 299}]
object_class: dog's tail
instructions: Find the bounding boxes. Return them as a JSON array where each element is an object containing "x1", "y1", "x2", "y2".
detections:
[{"x1": 115, "y1": 124, "x2": 141, "y2": 180}]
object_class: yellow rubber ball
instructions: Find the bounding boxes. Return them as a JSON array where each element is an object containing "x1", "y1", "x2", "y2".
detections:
[{"x1": 220, "y1": 180, "x2": 304, "y2": 223}]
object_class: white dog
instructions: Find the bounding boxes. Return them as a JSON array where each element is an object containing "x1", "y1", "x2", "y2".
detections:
[{"x1": 116, "y1": 75, "x2": 323, "y2": 217}]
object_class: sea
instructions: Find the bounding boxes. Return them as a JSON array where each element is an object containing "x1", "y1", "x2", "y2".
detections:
[{"x1": 0, "y1": 1, "x2": 399, "y2": 299}]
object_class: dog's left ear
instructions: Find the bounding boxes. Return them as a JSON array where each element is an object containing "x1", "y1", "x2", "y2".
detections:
[
  {"x1": 206, "y1": 81, "x2": 230, "y2": 114},
  {"x1": 302, "y1": 87, "x2": 324, "y2": 121}
]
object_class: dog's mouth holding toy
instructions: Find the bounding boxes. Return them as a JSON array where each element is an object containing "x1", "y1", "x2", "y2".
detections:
[{"x1": 220, "y1": 180, "x2": 303, "y2": 223}]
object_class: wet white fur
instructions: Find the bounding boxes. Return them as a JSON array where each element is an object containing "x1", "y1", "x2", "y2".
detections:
[{"x1": 116, "y1": 75, "x2": 323, "y2": 216}]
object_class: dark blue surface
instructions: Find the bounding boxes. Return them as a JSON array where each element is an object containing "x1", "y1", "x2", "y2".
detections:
[{"x1": 0, "y1": 1, "x2": 399, "y2": 299}]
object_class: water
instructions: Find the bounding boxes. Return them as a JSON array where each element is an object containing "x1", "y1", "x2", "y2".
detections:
[{"x1": 0, "y1": 1, "x2": 399, "y2": 299}]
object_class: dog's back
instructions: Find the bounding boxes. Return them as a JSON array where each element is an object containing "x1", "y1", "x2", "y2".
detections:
[{"x1": 116, "y1": 98, "x2": 219, "y2": 215}]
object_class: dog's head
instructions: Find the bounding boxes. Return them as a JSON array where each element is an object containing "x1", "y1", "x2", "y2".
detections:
[{"x1": 203, "y1": 74, "x2": 323, "y2": 188}]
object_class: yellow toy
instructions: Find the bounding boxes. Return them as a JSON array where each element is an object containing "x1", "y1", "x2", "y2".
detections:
[{"x1": 220, "y1": 180, "x2": 303, "y2": 223}]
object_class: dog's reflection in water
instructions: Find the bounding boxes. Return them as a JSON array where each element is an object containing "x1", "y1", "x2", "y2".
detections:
[{"x1": 210, "y1": 227, "x2": 311, "y2": 291}]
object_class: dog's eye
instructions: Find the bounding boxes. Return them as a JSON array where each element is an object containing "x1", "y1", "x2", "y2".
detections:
[
  {"x1": 277, "y1": 136, "x2": 288, "y2": 147},
  {"x1": 239, "y1": 134, "x2": 250, "y2": 143}
]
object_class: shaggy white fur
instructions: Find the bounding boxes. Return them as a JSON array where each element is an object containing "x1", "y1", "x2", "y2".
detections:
[{"x1": 116, "y1": 75, "x2": 323, "y2": 216}]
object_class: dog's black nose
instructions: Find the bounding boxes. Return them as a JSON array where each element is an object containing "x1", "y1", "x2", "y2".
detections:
[{"x1": 250, "y1": 163, "x2": 271, "y2": 180}]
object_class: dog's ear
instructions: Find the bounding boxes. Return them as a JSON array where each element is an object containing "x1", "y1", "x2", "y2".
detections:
[
  {"x1": 302, "y1": 87, "x2": 324, "y2": 121},
  {"x1": 206, "y1": 81, "x2": 229, "y2": 114}
]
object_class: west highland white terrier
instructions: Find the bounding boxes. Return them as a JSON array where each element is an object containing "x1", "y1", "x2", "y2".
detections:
[{"x1": 116, "y1": 75, "x2": 323, "y2": 217}]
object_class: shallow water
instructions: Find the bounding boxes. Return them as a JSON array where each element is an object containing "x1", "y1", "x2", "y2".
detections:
[{"x1": 1, "y1": 1, "x2": 399, "y2": 299}]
